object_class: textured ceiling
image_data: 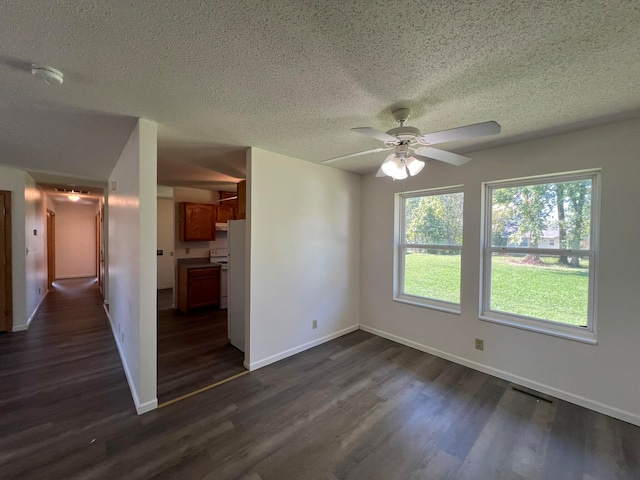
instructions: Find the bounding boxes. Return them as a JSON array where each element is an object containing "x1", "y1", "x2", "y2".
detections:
[{"x1": 0, "y1": 0, "x2": 639, "y2": 183}]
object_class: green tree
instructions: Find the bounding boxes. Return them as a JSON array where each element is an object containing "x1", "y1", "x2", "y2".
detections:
[
  {"x1": 554, "y1": 183, "x2": 569, "y2": 265},
  {"x1": 406, "y1": 193, "x2": 463, "y2": 249},
  {"x1": 565, "y1": 180, "x2": 591, "y2": 267},
  {"x1": 493, "y1": 184, "x2": 554, "y2": 263}
]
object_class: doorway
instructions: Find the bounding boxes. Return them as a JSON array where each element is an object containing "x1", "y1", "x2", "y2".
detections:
[
  {"x1": 157, "y1": 197, "x2": 175, "y2": 310},
  {"x1": 0, "y1": 191, "x2": 12, "y2": 332}
]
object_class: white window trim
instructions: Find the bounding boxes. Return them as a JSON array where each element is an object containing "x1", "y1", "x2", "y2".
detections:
[
  {"x1": 480, "y1": 170, "x2": 600, "y2": 344},
  {"x1": 394, "y1": 185, "x2": 464, "y2": 314}
]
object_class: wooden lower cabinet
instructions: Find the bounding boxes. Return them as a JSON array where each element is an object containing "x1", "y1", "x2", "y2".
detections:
[{"x1": 178, "y1": 266, "x2": 220, "y2": 313}]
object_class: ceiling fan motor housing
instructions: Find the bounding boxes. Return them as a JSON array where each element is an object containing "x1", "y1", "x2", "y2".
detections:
[{"x1": 385, "y1": 125, "x2": 421, "y2": 145}]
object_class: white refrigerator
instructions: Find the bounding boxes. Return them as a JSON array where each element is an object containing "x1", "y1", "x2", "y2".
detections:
[{"x1": 227, "y1": 219, "x2": 246, "y2": 352}]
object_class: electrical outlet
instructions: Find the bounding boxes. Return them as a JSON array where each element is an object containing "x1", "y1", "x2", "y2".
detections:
[
  {"x1": 312, "y1": 319, "x2": 318, "y2": 329},
  {"x1": 185, "y1": 248, "x2": 190, "y2": 254},
  {"x1": 475, "y1": 338, "x2": 484, "y2": 351}
]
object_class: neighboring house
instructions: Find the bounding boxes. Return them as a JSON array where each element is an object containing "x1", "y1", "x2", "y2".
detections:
[{"x1": 506, "y1": 229, "x2": 560, "y2": 248}]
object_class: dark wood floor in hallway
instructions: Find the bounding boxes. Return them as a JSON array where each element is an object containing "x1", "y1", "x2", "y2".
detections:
[{"x1": 1, "y1": 279, "x2": 639, "y2": 479}]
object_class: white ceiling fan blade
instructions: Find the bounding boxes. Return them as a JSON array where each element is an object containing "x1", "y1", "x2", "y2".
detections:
[
  {"x1": 418, "y1": 121, "x2": 501, "y2": 145},
  {"x1": 322, "y1": 147, "x2": 391, "y2": 165},
  {"x1": 352, "y1": 127, "x2": 399, "y2": 144},
  {"x1": 413, "y1": 148, "x2": 471, "y2": 166}
]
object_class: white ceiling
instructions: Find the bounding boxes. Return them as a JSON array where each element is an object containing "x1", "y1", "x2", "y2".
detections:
[{"x1": 1, "y1": 0, "x2": 639, "y2": 185}]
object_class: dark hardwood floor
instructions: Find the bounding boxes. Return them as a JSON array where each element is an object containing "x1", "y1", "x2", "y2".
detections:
[
  {"x1": 1, "y1": 279, "x2": 639, "y2": 479},
  {"x1": 157, "y1": 306, "x2": 245, "y2": 403},
  {"x1": 157, "y1": 288, "x2": 173, "y2": 311}
]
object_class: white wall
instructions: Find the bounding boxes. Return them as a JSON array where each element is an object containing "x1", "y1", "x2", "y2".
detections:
[
  {"x1": 54, "y1": 202, "x2": 97, "y2": 279},
  {"x1": 360, "y1": 118, "x2": 640, "y2": 426},
  {"x1": 23, "y1": 178, "x2": 48, "y2": 327},
  {"x1": 108, "y1": 118, "x2": 158, "y2": 414},
  {"x1": 246, "y1": 148, "x2": 361, "y2": 369}
]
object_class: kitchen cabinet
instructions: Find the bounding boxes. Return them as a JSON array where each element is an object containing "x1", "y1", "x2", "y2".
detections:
[
  {"x1": 216, "y1": 204, "x2": 236, "y2": 224},
  {"x1": 237, "y1": 180, "x2": 246, "y2": 219},
  {"x1": 179, "y1": 202, "x2": 216, "y2": 242},
  {"x1": 178, "y1": 265, "x2": 221, "y2": 313},
  {"x1": 218, "y1": 191, "x2": 238, "y2": 208}
]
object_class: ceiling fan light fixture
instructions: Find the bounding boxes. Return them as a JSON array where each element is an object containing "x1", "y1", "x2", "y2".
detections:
[
  {"x1": 381, "y1": 154, "x2": 409, "y2": 180},
  {"x1": 393, "y1": 165, "x2": 408, "y2": 180},
  {"x1": 381, "y1": 153, "x2": 402, "y2": 177},
  {"x1": 405, "y1": 156, "x2": 425, "y2": 176}
]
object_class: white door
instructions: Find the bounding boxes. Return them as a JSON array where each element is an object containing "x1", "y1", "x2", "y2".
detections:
[{"x1": 157, "y1": 198, "x2": 175, "y2": 289}]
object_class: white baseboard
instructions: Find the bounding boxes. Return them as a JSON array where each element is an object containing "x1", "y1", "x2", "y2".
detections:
[
  {"x1": 13, "y1": 289, "x2": 49, "y2": 332},
  {"x1": 360, "y1": 324, "x2": 640, "y2": 427},
  {"x1": 246, "y1": 324, "x2": 360, "y2": 371},
  {"x1": 103, "y1": 305, "x2": 158, "y2": 415},
  {"x1": 136, "y1": 398, "x2": 159, "y2": 415}
]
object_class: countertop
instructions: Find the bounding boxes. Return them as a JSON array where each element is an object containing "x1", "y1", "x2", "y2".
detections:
[{"x1": 177, "y1": 258, "x2": 221, "y2": 270}]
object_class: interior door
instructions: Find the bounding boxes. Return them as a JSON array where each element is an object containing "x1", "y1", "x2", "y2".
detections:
[{"x1": 0, "y1": 191, "x2": 12, "y2": 332}]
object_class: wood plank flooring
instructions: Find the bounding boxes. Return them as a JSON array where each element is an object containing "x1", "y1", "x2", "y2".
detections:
[
  {"x1": 1, "y1": 279, "x2": 639, "y2": 479},
  {"x1": 157, "y1": 306, "x2": 245, "y2": 403},
  {"x1": 157, "y1": 288, "x2": 174, "y2": 311}
]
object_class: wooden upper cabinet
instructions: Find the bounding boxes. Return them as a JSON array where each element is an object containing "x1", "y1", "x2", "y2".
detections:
[
  {"x1": 218, "y1": 191, "x2": 238, "y2": 209},
  {"x1": 216, "y1": 204, "x2": 235, "y2": 224},
  {"x1": 179, "y1": 202, "x2": 216, "y2": 242},
  {"x1": 237, "y1": 180, "x2": 247, "y2": 219}
]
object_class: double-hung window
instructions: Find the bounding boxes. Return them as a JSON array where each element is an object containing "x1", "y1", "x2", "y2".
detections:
[
  {"x1": 481, "y1": 171, "x2": 599, "y2": 343},
  {"x1": 396, "y1": 187, "x2": 464, "y2": 313}
]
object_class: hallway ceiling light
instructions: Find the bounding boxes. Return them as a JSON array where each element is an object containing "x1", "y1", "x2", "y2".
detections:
[{"x1": 67, "y1": 194, "x2": 80, "y2": 202}]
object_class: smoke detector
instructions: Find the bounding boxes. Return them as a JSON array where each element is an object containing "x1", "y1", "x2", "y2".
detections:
[{"x1": 31, "y1": 65, "x2": 64, "y2": 85}]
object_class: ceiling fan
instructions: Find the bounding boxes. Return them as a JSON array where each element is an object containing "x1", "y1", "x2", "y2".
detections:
[{"x1": 322, "y1": 108, "x2": 501, "y2": 179}]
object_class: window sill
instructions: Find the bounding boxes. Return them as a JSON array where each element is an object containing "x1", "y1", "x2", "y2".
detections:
[
  {"x1": 394, "y1": 295, "x2": 461, "y2": 315},
  {"x1": 479, "y1": 312, "x2": 597, "y2": 345}
]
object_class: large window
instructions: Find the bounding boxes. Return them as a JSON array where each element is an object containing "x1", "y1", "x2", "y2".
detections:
[
  {"x1": 396, "y1": 187, "x2": 464, "y2": 313},
  {"x1": 481, "y1": 171, "x2": 599, "y2": 343}
]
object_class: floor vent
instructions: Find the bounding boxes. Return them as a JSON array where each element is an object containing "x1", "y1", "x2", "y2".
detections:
[{"x1": 511, "y1": 385, "x2": 554, "y2": 404}]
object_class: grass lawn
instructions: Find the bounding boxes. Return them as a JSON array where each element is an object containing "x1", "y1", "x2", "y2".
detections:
[{"x1": 404, "y1": 253, "x2": 589, "y2": 326}]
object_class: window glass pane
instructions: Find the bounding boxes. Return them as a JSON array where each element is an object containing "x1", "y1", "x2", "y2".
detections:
[
  {"x1": 405, "y1": 192, "x2": 463, "y2": 246},
  {"x1": 491, "y1": 179, "x2": 592, "y2": 250},
  {"x1": 489, "y1": 253, "x2": 589, "y2": 326},
  {"x1": 403, "y1": 248, "x2": 461, "y2": 303}
]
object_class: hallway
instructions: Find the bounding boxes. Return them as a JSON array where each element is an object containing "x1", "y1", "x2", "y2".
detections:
[{"x1": 0, "y1": 278, "x2": 137, "y2": 477}]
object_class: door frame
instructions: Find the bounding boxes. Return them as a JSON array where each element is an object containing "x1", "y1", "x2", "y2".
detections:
[
  {"x1": 47, "y1": 209, "x2": 55, "y2": 288},
  {"x1": 1, "y1": 191, "x2": 12, "y2": 332}
]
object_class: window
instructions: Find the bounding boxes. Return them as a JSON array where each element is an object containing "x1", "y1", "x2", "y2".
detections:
[
  {"x1": 396, "y1": 187, "x2": 463, "y2": 313},
  {"x1": 481, "y1": 171, "x2": 599, "y2": 343}
]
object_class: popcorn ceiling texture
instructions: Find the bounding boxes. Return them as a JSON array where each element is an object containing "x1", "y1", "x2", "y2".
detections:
[{"x1": 0, "y1": 0, "x2": 639, "y2": 179}]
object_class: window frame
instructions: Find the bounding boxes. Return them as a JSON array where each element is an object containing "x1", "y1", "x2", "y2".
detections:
[
  {"x1": 394, "y1": 185, "x2": 464, "y2": 314},
  {"x1": 480, "y1": 170, "x2": 600, "y2": 344}
]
